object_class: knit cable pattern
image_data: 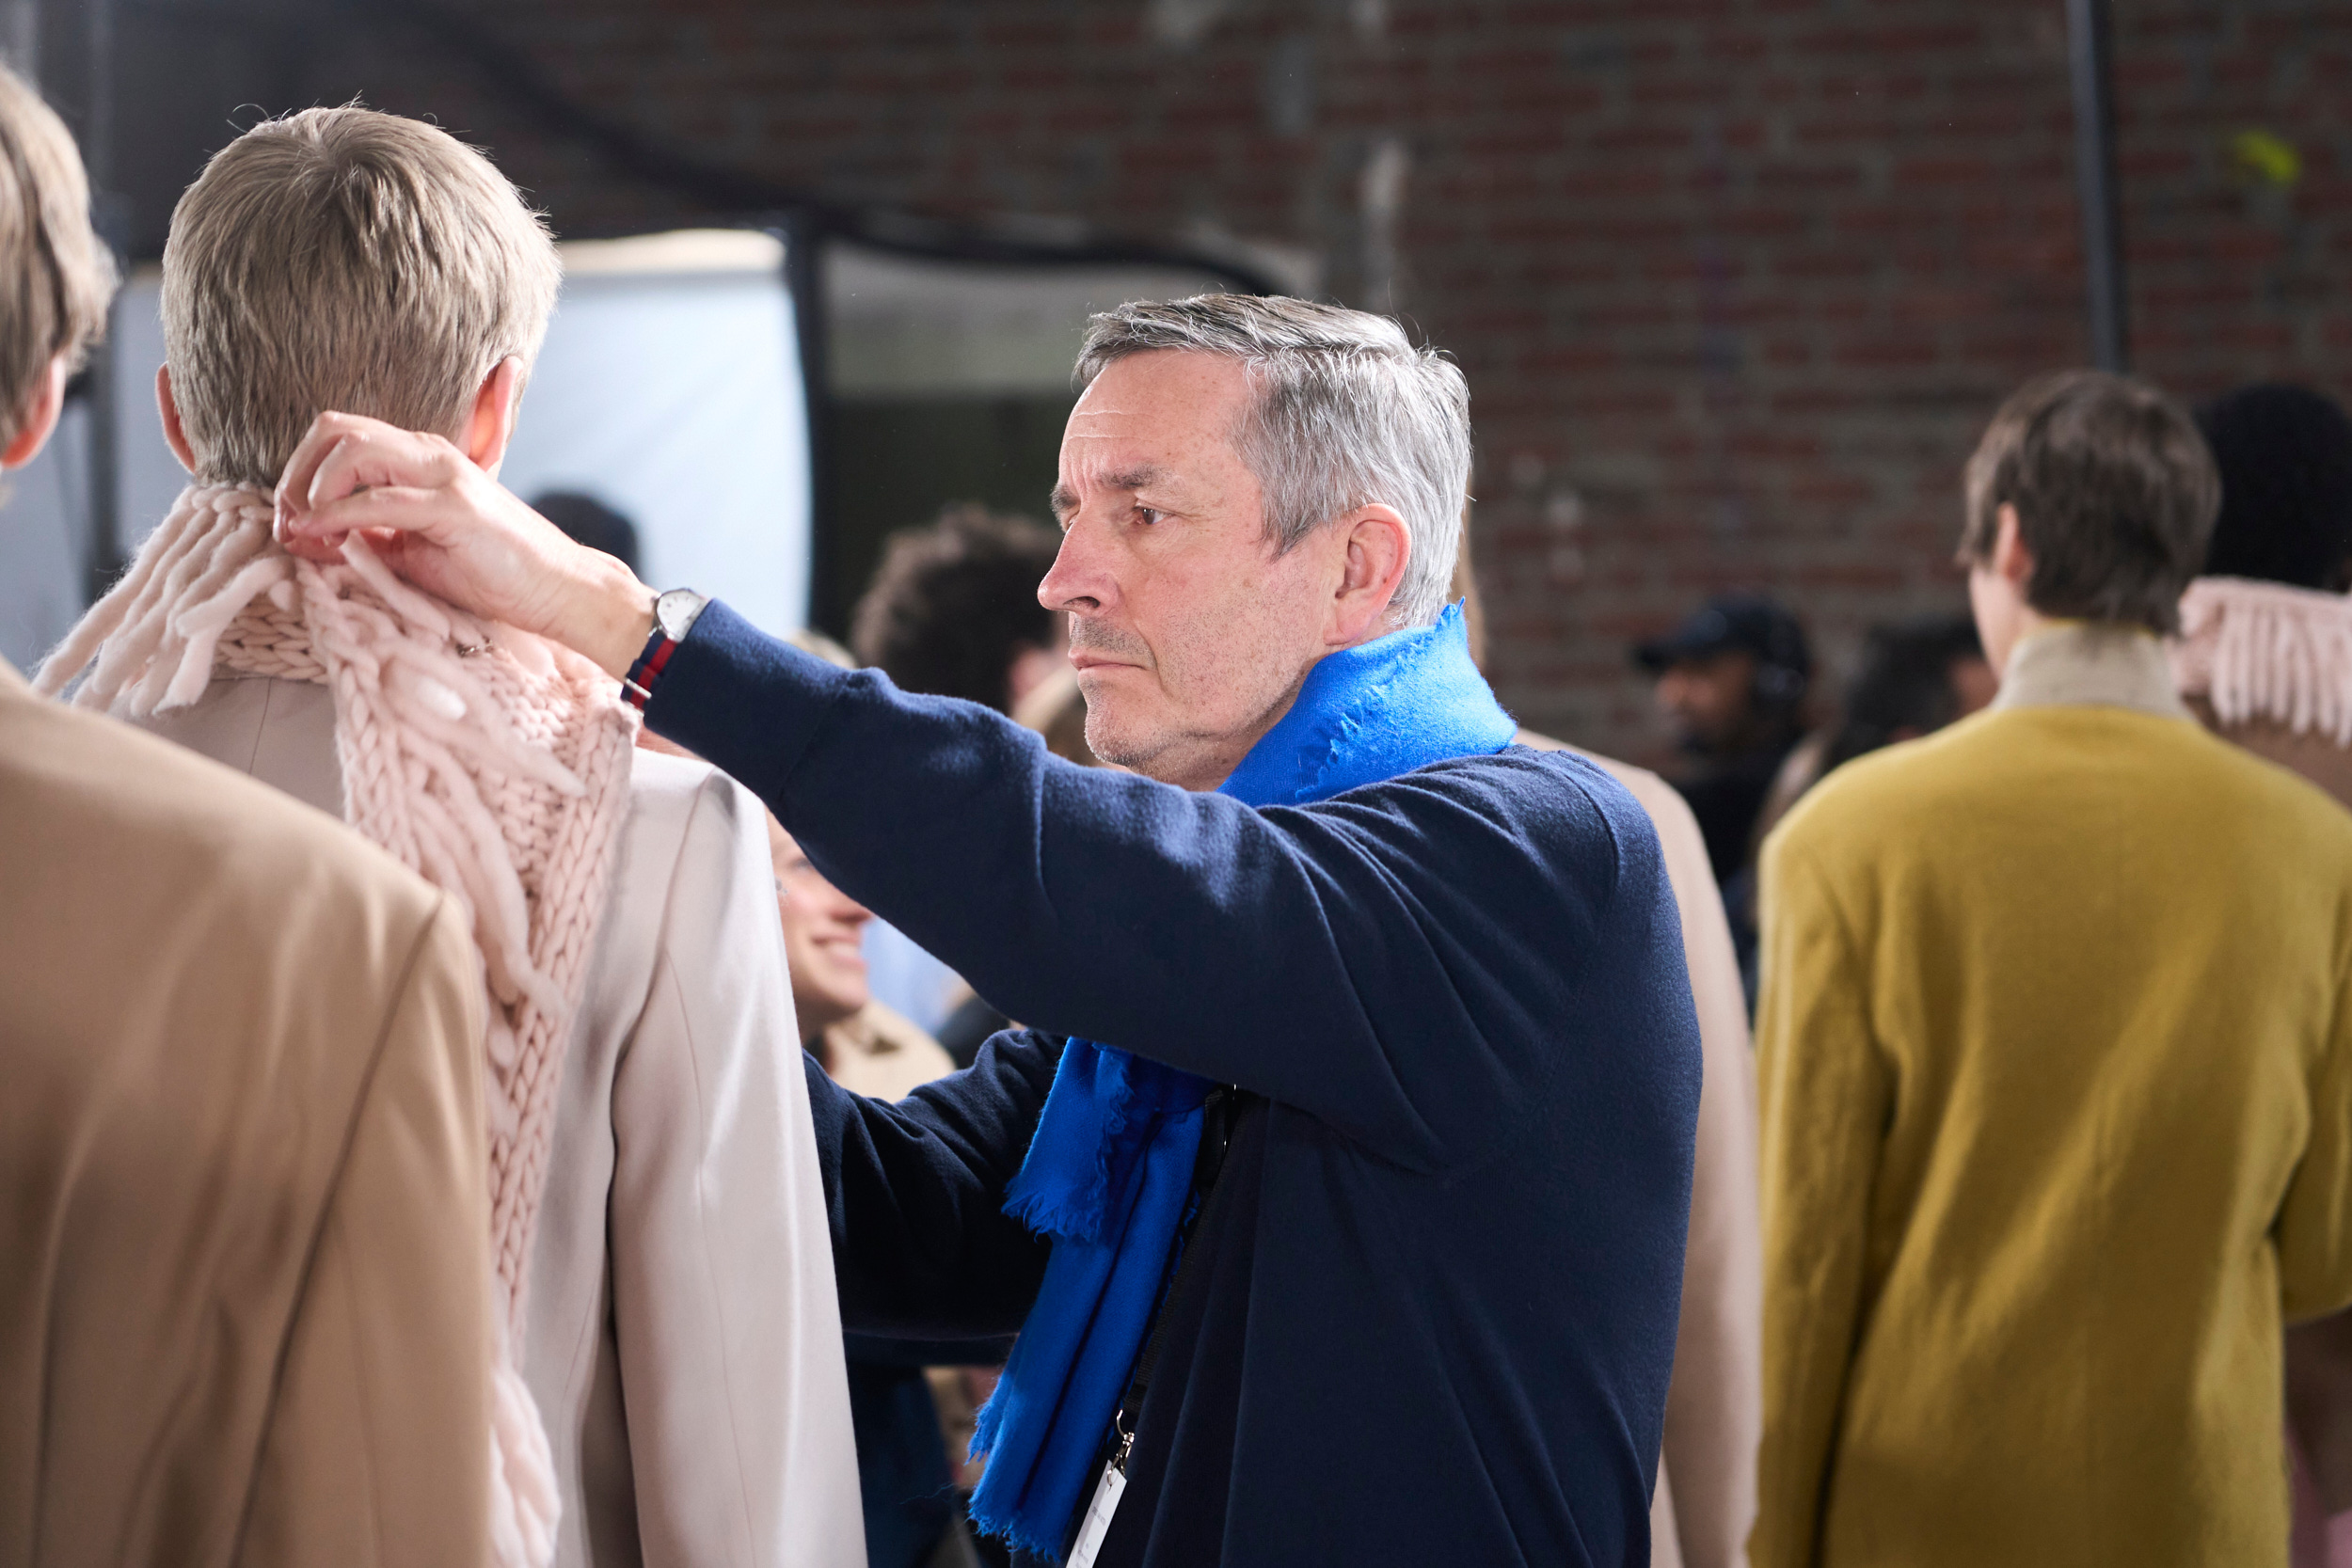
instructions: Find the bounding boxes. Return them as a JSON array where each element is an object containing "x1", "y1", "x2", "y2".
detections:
[
  {"x1": 2172, "y1": 575, "x2": 2352, "y2": 747},
  {"x1": 40, "y1": 483, "x2": 639, "y2": 1568}
]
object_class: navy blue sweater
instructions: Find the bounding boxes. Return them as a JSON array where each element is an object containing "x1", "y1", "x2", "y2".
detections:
[{"x1": 651, "y1": 603, "x2": 1702, "y2": 1567}]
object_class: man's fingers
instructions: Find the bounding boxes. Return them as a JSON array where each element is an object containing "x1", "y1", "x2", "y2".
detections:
[
  {"x1": 275, "y1": 413, "x2": 455, "y2": 534},
  {"x1": 293, "y1": 483, "x2": 453, "y2": 543},
  {"x1": 274, "y1": 411, "x2": 379, "y2": 522}
]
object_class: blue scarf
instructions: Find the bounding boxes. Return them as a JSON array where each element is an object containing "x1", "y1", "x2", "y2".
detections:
[{"x1": 967, "y1": 603, "x2": 1516, "y2": 1559}]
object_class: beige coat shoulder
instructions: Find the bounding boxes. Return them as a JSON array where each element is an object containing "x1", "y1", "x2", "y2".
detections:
[
  {"x1": 1518, "y1": 730, "x2": 1762, "y2": 1568},
  {"x1": 0, "y1": 663, "x2": 492, "y2": 1567}
]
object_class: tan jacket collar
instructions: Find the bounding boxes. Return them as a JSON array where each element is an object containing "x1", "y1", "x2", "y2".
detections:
[{"x1": 1993, "y1": 621, "x2": 2193, "y2": 720}]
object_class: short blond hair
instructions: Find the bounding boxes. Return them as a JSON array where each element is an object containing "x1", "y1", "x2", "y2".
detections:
[
  {"x1": 162, "y1": 106, "x2": 559, "y2": 485},
  {"x1": 0, "y1": 63, "x2": 114, "y2": 443}
]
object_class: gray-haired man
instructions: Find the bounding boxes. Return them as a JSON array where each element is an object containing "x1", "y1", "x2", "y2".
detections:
[{"x1": 277, "y1": 294, "x2": 1703, "y2": 1568}]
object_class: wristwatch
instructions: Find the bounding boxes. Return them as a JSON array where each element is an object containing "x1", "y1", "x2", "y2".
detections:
[{"x1": 622, "y1": 588, "x2": 709, "y2": 712}]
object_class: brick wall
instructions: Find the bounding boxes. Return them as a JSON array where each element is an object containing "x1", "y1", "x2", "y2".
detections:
[{"x1": 126, "y1": 0, "x2": 2352, "y2": 767}]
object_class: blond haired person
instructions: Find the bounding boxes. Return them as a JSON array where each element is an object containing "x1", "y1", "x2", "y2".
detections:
[
  {"x1": 0, "y1": 70, "x2": 499, "y2": 1566},
  {"x1": 52, "y1": 109, "x2": 860, "y2": 1568}
]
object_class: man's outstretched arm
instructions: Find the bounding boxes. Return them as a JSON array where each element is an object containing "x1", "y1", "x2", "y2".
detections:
[
  {"x1": 806, "y1": 1032, "x2": 1060, "y2": 1338},
  {"x1": 271, "y1": 416, "x2": 1663, "y2": 1168},
  {"x1": 651, "y1": 601, "x2": 1639, "y2": 1170}
]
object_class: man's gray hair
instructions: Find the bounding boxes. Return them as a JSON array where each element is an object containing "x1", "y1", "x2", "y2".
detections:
[{"x1": 1075, "y1": 294, "x2": 1470, "y2": 626}]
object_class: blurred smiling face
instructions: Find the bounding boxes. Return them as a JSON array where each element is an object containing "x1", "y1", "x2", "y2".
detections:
[
  {"x1": 767, "y1": 816, "x2": 872, "y2": 1046},
  {"x1": 1038, "y1": 350, "x2": 1341, "y2": 792}
]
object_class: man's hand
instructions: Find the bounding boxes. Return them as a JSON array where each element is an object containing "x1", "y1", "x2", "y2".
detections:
[{"x1": 273, "y1": 411, "x2": 656, "y2": 678}]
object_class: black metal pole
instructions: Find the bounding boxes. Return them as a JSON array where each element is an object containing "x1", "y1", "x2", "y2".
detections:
[
  {"x1": 82, "y1": 0, "x2": 122, "y2": 600},
  {"x1": 82, "y1": 0, "x2": 121, "y2": 602},
  {"x1": 2066, "y1": 0, "x2": 2129, "y2": 372},
  {"x1": 779, "y1": 212, "x2": 836, "y2": 635}
]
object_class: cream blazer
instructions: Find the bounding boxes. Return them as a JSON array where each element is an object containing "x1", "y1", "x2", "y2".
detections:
[
  {"x1": 1520, "y1": 733, "x2": 1764, "y2": 1568},
  {"x1": 138, "y1": 673, "x2": 866, "y2": 1568},
  {"x1": 2, "y1": 658, "x2": 493, "y2": 1568}
]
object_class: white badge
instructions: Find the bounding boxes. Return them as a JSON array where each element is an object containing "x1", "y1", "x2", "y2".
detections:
[{"x1": 1066, "y1": 1460, "x2": 1128, "y2": 1568}]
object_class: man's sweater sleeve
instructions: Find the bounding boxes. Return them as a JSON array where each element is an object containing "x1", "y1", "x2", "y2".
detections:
[
  {"x1": 804, "y1": 1032, "x2": 1060, "y2": 1338},
  {"x1": 650, "y1": 602, "x2": 1627, "y2": 1168},
  {"x1": 1751, "y1": 832, "x2": 1885, "y2": 1568}
]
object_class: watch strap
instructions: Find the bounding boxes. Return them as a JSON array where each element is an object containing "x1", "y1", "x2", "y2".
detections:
[{"x1": 623, "y1": 589, "x2": 705, "y2": 712}]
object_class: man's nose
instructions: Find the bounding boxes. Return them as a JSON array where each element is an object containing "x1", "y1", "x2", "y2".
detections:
[{"x1": 1039, "y1": 515, "x2": 1113, "y2": 615}]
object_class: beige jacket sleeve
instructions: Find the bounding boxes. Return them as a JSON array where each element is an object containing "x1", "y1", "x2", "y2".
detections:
[
  {"x1": 242, "y1": 895, "x2": 495, "y2": 1567},
  {"x1": 1604, "y1": 764, "x2": 1762, "y2": 1568},
  {"x1": 1535, "y1": 738, "x2": 1762, "y2": 1568},
  {"x1": 608, "y1": 772, "x2": 865, "y2": 1568}
]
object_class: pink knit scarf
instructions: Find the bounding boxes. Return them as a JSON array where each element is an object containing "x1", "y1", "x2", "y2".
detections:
[
  {"x1": 40, "y1": 483, "x2": 637, "y2": 1568},
  {"x1": 2171, "y1": 575, "x2": 2352, "y2": 747}
]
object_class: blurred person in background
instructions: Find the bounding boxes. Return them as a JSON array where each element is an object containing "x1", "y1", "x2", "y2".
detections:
[
  {"x1": 852, "y1": 503, "x2": 1070, "y2": 711},
  {"x1": 2176, "y1": 384, "x2": 2352, "y2": 801},
  {"x1": 1754, "y1": 370, "x2": 2352, "y2": 1568},
  {"x1": 1816, "y1": 614, "x2": 1993, "y2": 775},
  {"x1": 1634, "y1": 593, "x2": 1813, "y2": 884},
  {"x1": 536, "y1": 487, "x2": 642, "y2": 576},
  {"x1": 42, "y1": 106, "x2": 860, "y2": 1568},
  {"x1": 2171, "y1": 382, "x2": 2352, "y2": 1567},
  {"x1": 0, "y1": 66, "x2": 501, "y2": 1566},
  {"x1": 850, "y1": 504, "x2": 1070, "y2": 1053},
  {"x1": 1634, "y1": 594, "x2": 1811, "y2": 998},
  {"x1": 1458, "y1": 543, "x2": 1762, "y2": 1568}
]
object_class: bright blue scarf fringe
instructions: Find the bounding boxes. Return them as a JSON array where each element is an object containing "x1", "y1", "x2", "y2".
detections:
[{"x1": 967, "y1": 603, "x2": 1516, "y2": 1560}]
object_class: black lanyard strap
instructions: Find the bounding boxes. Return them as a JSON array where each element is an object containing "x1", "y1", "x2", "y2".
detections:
[{"x1": 1112, "y1": 1085, "x2": 1241, "y2": 1455}]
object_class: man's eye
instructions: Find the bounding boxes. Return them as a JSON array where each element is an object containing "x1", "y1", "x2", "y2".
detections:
[{"x1": 1134, "y1": 505, "x2": 1163, "y2": 526}]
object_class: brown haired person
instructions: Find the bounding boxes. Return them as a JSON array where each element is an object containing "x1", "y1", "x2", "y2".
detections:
[
  {"x1": 38, "y1": 107, "x2": 860, "y2": 1567},
  {"x1": 853, "y1": 503, "x2": 1069, "y2": 714},
  {"x1": 1754, "y1": 370, "x2": 2352, "y2": 1567},
  {"x1": 0, "y1": 68, "x2": 498, "y2": 1565}
]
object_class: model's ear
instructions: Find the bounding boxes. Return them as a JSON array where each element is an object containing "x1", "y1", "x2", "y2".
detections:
[
  {"x1": 1992, "y1": 502, "x2": 2036, "y2": 587},
  {"x1": 1, "y1": 355, "x2": 69, "y2": 471},
  {"x1": 464, "y1": 356, "x2": 526, "y2": 474},
  {"x1": 156, "y1": 364, "x2": 197, "y2": 472}
]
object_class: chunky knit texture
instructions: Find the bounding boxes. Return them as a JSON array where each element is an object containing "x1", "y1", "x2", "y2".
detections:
[
  {"x1": 39, "y1": 483, "x2": 638, "y2": 1568},
  {"x1": 2172, "y1": 576, "x2": 2352, "y2": 747}
]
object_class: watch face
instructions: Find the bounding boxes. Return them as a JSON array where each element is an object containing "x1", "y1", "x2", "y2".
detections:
[{"x1": 657, "y1": 589, "x2": 706, "y2": 641}]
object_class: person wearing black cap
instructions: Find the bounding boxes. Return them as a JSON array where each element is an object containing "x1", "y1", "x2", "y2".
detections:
[{"x1": 1633, "y1": 593, "x2": 1812, "y2": 889}]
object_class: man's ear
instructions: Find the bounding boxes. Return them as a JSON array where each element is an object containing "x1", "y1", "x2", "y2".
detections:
[
  {"x1": 156, "y1": 364, "x2": 197, "y2": 473},
  {"x1": 1991, "y1": 502, "x2": 2035, "y2": 588},
  {"x1": 1326, "y1": 503, "x2": 1413, "y2": 648},
  {"x1": 1, "y1": 356, "x2": 69, "y2": 471},
  {"x1": 464, "y1": 356, "x2": 526, "y2": 474}
]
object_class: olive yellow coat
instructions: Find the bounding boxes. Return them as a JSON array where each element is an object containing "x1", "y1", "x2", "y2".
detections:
[{"x1": 1753, "y1": 626, "x2": 2352, "y2": 1568}]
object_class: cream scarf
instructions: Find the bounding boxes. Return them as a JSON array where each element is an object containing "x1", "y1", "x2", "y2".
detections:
[
  {"x1": 40, "y1": 483, "x2": 637, "y2": 1568},
  {"x1": 2171, "y1": 575, "x2": 2352, "y2": 746}
]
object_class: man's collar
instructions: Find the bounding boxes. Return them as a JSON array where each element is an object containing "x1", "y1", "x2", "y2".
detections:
[{"x1": 1992, "y1": 620, "x2": 2192, "y2": 721}]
